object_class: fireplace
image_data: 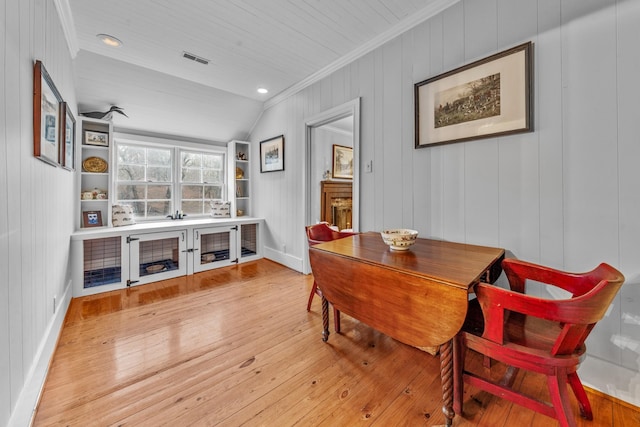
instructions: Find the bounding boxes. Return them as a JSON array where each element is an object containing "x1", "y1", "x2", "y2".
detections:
[{"x1": 320, "y1": 180, "x2": 352, "y2": 230}]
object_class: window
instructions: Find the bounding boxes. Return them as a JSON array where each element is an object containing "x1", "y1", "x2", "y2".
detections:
[
  {"x1": 180, "y1": 150, "x2": 224, "y2": 215},
  {"x1": 116, "y1": 145, "x2": 173, "y2": 219},
  {"x1": 115, "y1": 140, "x2": 226, "y2": 220}
]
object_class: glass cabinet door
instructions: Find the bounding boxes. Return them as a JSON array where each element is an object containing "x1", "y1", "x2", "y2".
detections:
[{"x1": 128, "y1": 229, "x2": 188, "y2": 286}]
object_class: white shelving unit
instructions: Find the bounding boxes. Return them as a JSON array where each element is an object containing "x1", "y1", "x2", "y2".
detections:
[
  {"x1": 228, "y1": 140, "x2": 251, "y2": 217},
  {"x1": 77, "y1": 117, "x2": 113, "y2": 229}
]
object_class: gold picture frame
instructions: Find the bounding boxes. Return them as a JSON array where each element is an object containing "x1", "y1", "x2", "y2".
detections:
[{"x1": 332, "y1": 144, "x2": 353, "y2": 179}]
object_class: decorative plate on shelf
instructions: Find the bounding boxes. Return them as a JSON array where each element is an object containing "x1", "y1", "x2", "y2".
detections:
[{"x1": 83, "y1": 156, "x2": 108, "y2": 173}]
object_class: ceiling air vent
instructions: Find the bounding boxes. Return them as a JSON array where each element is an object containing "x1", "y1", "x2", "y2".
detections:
[{"x1": 182, "y1": 51, "x2": 209, "y2": 65}]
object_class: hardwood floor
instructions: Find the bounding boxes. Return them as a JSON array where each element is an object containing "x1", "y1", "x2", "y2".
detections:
[{"x1": 35, "y1": 259, "x2": 640, "y2": 426}]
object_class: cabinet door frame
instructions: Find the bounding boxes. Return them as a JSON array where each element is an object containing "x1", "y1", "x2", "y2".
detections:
[
  {"x1": 193, "y1": 225, "x2": 238, "y2": 273},
  {"x1": 72, "y1": 235, "x2": 129, "y2": 297},
  {"x1": 128, "y1": 229, "x2": 188, "y2": 286},
  {"x1": 237, "y1": 222, "x2": 261, "y2": 263}
]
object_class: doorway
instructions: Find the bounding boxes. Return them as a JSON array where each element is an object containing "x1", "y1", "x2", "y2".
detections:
[{"x1": 303, "y1": 98, "x2": 360, "y2": 274}]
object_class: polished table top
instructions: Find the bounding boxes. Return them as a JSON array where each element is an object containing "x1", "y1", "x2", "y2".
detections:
[{"x1": 312, "y1": 232, "x2": 505, "y2": 291}]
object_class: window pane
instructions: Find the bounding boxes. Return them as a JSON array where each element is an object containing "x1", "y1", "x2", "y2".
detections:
[
  {"x1": 182, "y1": 185, "x2": 203, "y2": 200},
  {"x1": 203, "y1": 154, "x2": 222, "y2": 169},
  {"x1": 182, "y1": 168, "x2": 201, "y2": 183},
  {"x1": 118, "y1": 146, "x2": 145, "y2": 164},
  {"x1": 147, "y1": 166, "x2": 171, "y2": 182},
  {"x1": 182, "y1": 200, "x2": 203, "y2": 215},
  {"x1": 148, "y1": 185, "x2": 172, "y2": 200},
  {"x1": 203, "y1": 170, "x2": 222, "y2": 183},
  {"x1": 117, "y1": 184, "x2": 146, "y2": 200},
  {"x1": 147, "y1": 201, "x2": 171, "y2": 217},
  {"x1": 204, "y1": 185, "x2": 222, "y2": 199},
  {"x1": 118, "y1": 165, "x2": 145, "y2": 181},
  {"x1": 181, "y1": 152, "x2": 201, "y2": 168},
  {"x1": 147, "y1": 148, "x2": 171, "y2": 166},
  {"x1": 128, "y1": 201, "x2": 146, "y2": 216}
]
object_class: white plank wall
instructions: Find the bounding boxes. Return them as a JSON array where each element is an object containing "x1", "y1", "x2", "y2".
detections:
[
  {"x1": 251, "y1": 0, "x2": 640, "y2": 406},
  {"x1": 1, "y1": 0, "x2": 77, "y2": 425}
]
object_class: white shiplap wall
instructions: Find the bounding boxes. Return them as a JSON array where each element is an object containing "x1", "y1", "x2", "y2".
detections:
[
  {"x1": 251, "y1": 0, "x2": 640, "y2": 405},
  {"x1": 1, "y1": 0, "x2": 77, "y2": 425}
]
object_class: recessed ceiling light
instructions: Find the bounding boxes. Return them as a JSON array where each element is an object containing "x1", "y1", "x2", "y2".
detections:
[
  {"x1": 257, "y1": 87, "x2": 269, "y2": 94},
  {"x1": 97, "y1": 34, "x2": 123, "y2": 47}
]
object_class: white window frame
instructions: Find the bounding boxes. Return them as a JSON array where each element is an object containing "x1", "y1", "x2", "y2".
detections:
[
  {"x1": 113, "y1": 133, "x2": 227, "y2": 222},
  {"x1": 178, "y1": 148, "x2": 226, "y2": 215}
]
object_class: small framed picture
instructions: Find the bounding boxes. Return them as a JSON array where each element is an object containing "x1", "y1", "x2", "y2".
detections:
[
  {"x1": 332, "y1": 144, "x2": 353, "y2": 179},
  {"x1": 82, "y1": 210, "x2": 103, "y2": 228},
  {"x1": 59, "y1": 103, "x2": 76, "y2": 171},
  {"x1": 84, "y1": 130, "x2": 109, "y2": 147},
  {"x1": 260, "y1": 135, "x2": 285, "y2": 173},
  {"x1": 33, "y1": 60, "x2": 63, "y2": 167}
]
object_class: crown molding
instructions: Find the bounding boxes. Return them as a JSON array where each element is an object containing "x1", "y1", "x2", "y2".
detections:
[
  {"x1": 53, "y1": 0, "x2": 79, "y2": 58},
  {"x1": 264, "y1": 0, "x2": 460, "y2": 110}
]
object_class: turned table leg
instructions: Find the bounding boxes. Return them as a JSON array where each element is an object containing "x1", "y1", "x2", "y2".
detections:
[
  {"x1": 321, "y1": 296, "x2": 330, "y2": 342},
  {"x1": 440, "y1": 339, "x2": 455, "y2": 426}
]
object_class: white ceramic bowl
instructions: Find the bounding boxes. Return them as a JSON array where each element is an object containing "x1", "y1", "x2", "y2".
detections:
[{"x1": 380, "y1": 229, "x2": 418, "y2": 251}]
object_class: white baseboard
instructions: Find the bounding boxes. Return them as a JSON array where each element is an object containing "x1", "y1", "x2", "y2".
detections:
[
  {"x1": 263, "y1": 246, "x2": 303, "y2": 272},
  {"x1": 9, "y1": 280, "x2": 72, "y2": 427},
  {"x1": 581, "y1": 355, "x2": 640, "y2": 408}
]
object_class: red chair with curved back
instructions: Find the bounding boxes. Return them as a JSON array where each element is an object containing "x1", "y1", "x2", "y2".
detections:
[
  {"x1": 454, "y1": 259, "x2": 625, "y2": 427},
  {"x1": 306, "y1": 223, "x2": 356, "y2": 332}
]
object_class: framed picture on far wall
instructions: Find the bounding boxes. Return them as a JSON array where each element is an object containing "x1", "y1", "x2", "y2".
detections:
[
  {"x1": 332, "y1": 144, "x2": 353, "y2": 179},
  {"x1": 415, "y1": 42, "x2": 533, "y2": 148},
  {"x1": 33, "y1": 60, "x2": 63, "y2": 167},
  {"x1": 82, "y1": 210, "x2": 103, "y2": 228},
  {"x1": 260, "y1": 135, "x2": 285, "y2": 172}
]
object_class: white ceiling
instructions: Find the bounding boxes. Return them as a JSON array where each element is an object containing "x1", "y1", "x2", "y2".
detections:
[{"x1": 64, "y1": 0, "x2": 458, "y2": 142}]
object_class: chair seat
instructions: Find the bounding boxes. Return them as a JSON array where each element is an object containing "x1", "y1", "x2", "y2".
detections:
[
  {"x1": 463, "y1": 298, "x2": 586, "y2": 372},
  {"x1": 465, "y1": 298, "x2": 563, "y2": 351}
]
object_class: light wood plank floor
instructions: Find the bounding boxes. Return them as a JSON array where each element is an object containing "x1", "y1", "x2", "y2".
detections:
[{"x1": 35, "y1": 259, "x2": 640, "y2": 426}]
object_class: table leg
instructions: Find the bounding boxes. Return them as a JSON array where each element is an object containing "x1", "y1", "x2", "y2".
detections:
[
  {"x1": 321, "y1": 296, "x2": 330, "y2": 342},
  {"x1": 440, "y1": 339, "x2": 455, "y2": 426}
]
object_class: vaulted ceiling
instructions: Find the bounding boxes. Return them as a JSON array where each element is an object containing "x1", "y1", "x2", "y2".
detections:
[{"x1": 62, "y1": 0, "x2": 458, "y2": 142}]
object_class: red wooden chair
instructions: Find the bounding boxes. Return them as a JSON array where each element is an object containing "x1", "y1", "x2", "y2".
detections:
[
  {"x1": 306, "y1": 223, "x2": 356, "y2": 332},
  {"x1": 454, "y1": 259, "x2": 625, "y2": 427}
]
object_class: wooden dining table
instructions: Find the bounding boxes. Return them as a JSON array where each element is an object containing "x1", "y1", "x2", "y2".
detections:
[{"x1": 308, "y1": 232, "x2": 505, "y2": 426}]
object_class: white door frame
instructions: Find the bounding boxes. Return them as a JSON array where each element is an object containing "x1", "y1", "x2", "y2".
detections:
[{"x1": 302, "y1": 98, "x2": 360, "y2": 274}]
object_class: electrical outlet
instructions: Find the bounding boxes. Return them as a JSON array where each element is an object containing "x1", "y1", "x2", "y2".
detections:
[
  {"x1": 365, "y1": 160, "x2": 373, "y2": 173},
  {"x1": 282, "y1": 244, "x2": 286, "y2": 253},
  {"x1": 53, "y1": 295, "x2": 57, "y2": 314}
]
